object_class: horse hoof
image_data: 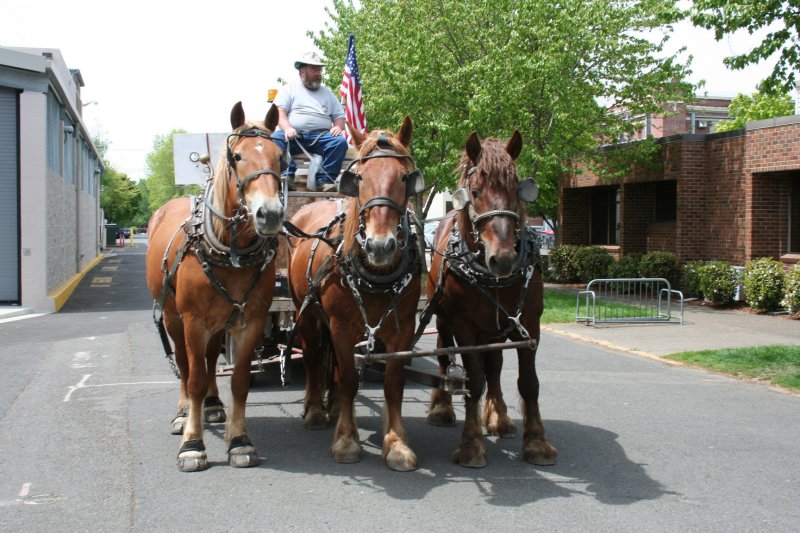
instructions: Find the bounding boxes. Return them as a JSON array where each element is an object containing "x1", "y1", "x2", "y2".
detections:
[
  {"x1": 170, "y1": 410, "x2": 188, "y2": 435},
  {"x1": 385, "y1": 443, "x2": 418, "y2": 472},
  {"x1": 171, "y1": 418, "x2": 185, "y2": 435},
  {"x1": 523, "y1": 442, "x2": 558, "y2": 466},
  {"x1": 177, "y1": 440, "x2": 208, "y2": 472},
  {"x1": 228, "y1": 435, "x2": 259, "y2": 468},
  {"x1": 453, "y1": 439, "x2": 487, "y2": 468},
  {"x1": 427, "y1": 407, "x2": 456, "y2": 426},
  {"x1": 303, "y1": 409, "x2": 328, "y2": 430},
  {"x1": 332, "y1": 439, "x2": 361, "y2": 464},
  {"x1": 204, "y1": 396, "x2": 226, "y2": 424}
]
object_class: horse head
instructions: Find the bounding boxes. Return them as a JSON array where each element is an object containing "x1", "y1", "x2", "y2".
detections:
[
  {"x1": 452, "y1": 130, "x2": 538, "y2": 278},
  {"x1": 213, "y1": 102, "x2": 284, "y2": 240},
  {"x1": 340, "y1": 116, "x2": 424, "y2": 268}
]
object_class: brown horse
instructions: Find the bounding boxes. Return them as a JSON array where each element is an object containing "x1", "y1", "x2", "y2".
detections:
[
  {"x1": 425, "y1": 130, "x2": 557, "y2": 468},
  {"x1": 145, "y1": 102, "x2": 285, "y2": 471},
  {"x1": 286, "y1": 117, "x2": 424, "y2": 471}
]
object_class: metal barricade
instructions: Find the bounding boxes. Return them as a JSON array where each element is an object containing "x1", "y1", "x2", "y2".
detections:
[{"x1": 576, "y1": 278, "x2": 684, "y2": 325}]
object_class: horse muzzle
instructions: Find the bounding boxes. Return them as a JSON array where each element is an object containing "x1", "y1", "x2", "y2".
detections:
[
  {"x1": 364, "y1": 234, "x2": 398, "y2": 267},
  {"x1": 486, "y1": 249, "x2": 517, "y2": 278},
  {"x1": 252, "y1": 197, "x2": 284, "y2": 236}
]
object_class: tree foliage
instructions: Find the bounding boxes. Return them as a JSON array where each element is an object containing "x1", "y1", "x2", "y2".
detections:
[
  {"x1": 691, "y1": 0, "x2": 800, "y2": 95},
  {"x1": 141, "y1": 129, "x2": 200, "y2": 213},
  {"x1": 100, "y1": 161, "x2": 140, "y2": 225},
  {"x1": 312, "y1": 0, "x2": 694, "y2": 222},
  {"x1": 714, "y1": 89, "x2": 795, "y2": 131}
]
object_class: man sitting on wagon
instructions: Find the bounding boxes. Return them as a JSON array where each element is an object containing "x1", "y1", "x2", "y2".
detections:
[{"x1": 270, "y1": 51, "x2": 349, "y2": 190}]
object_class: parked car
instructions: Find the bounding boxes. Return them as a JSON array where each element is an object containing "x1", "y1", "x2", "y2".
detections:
[{"x1": 424, "y1": 222, "x2": 438, "y2": 248}]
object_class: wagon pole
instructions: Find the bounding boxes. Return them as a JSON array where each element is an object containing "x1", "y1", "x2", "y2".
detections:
[{"x1": 355, "y1": 339, "x2": 537, "y2": 363}]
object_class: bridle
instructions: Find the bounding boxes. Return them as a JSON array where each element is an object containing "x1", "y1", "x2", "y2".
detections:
[
  {"x1": 339, "y1": 133, "x2": 425, "y2": 248},
  {"x1": 201, "y1": 127, "x2": 285, "y2": 267},
  {"x1": 451, "y1": 164, "x2": 538, "y2": 245}
]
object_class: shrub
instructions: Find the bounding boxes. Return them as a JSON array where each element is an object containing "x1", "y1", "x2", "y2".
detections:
[
  {"x1": 548, "y1": 244, "x2": 579, "y2": 283},
  {"x1": 573, "y1": 246, "x2": 613, "y2": 283},
  {"x1": 742, "y1": 258, "x2": 785, "y2": 311},
  {"x1": 609, "y1": 253, "x2": 642, "y2": 279},
  {"x1": 698, "y1": 261, "x2": 737, "y2": 305},
  {"x1": 680, "y1": 260, "x2": 705, "y2": 298},
  {"x1": 782, "y1": 264, "x2": 800, "y2": 313},
  {"x1": 639, "y1": 251, "x2": 680, "y2": 285}
]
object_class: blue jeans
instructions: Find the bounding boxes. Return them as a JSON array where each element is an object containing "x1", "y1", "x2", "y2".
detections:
[{"x1": 270, "y1": 130, "x2": 349, "y2": 186}]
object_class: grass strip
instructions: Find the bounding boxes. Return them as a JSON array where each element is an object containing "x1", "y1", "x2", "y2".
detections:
[{"x1": 666, "y1": 345, "x2": 800, "y2": 392}]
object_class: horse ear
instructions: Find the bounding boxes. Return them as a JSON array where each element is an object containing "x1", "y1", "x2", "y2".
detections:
[
  {"x1": 348, "y1": 122, "x2": 366, "y2": 149},
  {"x1": 230, "y1": 101, "x2": 245, "y2": 130},
  {"x1": 264, "y1": 104, "x2": 279, "y2": 132},
  {"x1": 465, "y1": 131, "x2": 482, "y2": 164},
  {"x1": 397, "y1": 115, "x2": 413, "y2": 148},
  {"x1": 506, "y1": 129, "x2": 522, "y2": 160}
]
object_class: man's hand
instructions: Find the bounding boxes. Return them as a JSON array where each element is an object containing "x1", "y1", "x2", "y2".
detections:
[
  {"x1": 329, "y1": 125, "x2": 344, "y2": 137},
  {"x1": 284, "y1": 126, "x2": 298, "y2": 140}
]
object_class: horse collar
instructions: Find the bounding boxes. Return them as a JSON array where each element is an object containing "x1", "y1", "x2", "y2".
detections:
[{"x1": 446, "y1": 225, "x2": 538, "y2": 288}]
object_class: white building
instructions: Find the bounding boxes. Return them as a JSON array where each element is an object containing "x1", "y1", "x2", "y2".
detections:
[{"x1": 0, "y1": 46, "x2": 104, "y2": 313}]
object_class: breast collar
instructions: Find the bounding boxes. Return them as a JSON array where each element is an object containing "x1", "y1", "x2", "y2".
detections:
[{"x1": 445, "y1": 224, "x2": 539, "y2": 289}]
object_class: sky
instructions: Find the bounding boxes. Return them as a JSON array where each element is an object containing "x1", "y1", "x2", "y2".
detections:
[{"x1": 1, "y1": 0, "x2": 784, "y2": 182}]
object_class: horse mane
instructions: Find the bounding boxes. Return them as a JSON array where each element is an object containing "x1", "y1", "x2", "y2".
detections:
[
  {"x1": 211, "y1": 120, "x2": 272, "y2": 238},
  {"x1": 341, "y1": 130, "x2": 413, "y2": 257},
  {"x1": 455, "y1": 137, "x2": 519, "y2": 239}
]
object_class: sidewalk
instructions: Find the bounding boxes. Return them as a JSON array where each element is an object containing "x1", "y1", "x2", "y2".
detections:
[
  {"x1": 543, "y1": 283, "x2": 799, "y2": 358},
  {"x1": 2, "y1": 253, "x2": 797, "y2": 357}
]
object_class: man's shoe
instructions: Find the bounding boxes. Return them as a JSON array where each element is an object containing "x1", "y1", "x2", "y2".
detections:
[{"x1": 285, "y1": 174, "x2": 296, "y2": 191}]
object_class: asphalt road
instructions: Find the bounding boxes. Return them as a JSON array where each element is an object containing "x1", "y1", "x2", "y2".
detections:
[{"x1": 0, "y1": 240, "x2": 798, "y2": 532}]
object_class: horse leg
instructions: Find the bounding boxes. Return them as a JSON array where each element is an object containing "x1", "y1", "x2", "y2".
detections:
[
  {"x1": 517, "y1": 344, "x2": 557, "y2": 465},
  {"x1": 382, "y1": 357, "x2": 417, "y2": 471},
  {"x1": 203, "y1": 331, "x2": 226, "y2": 424},
  {"x1": 164, "y1": 314, "x2": 190, "y2": 435},
  {"x1": 225, "y1": 327, "x2": 261, "y2": 468},
  {"x1": 298, "y1": 316, "x2": 328, "y2": 429},
  {"x1": 177, "y1": 321, "x2": 211, "y2": 472},
  {"x1": 329, "y1": 332, "x2": 361, "y2": 463},
  {"x1": 453, "y1": 352, "x2": 488, "y2": 468},
  {"x1": 483, "y1": 349, "x2": 516, "y2": 438},
  {"x1": 427, "y1": 320, "x2": 456, "y2": 426}
]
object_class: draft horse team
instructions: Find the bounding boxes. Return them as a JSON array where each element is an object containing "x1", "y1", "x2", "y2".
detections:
[{"x1": 145, "y1": 101, "x2": 556, "y2": 472}]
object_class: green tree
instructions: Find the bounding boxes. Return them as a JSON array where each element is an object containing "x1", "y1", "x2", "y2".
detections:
[
  {"x1": 715, "y1": 90, "x2": 795, "y2": 132},
  {"x1": 313, "y1": 0, "x2": 694, "y2": 224},
  {"x1": 691, "y1": 0, "x2": 800, "y2": 95},
  {"x1": 142, "y1": 129, "x2": 201, "y2": 212},
  {"x1": 100, "y1": 161, "x2": 140, "y2": 225}
]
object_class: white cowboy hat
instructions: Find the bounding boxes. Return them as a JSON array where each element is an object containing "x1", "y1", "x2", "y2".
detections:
[{"x1": 294, "y1": 52, "x2": 327, "y2": 70}]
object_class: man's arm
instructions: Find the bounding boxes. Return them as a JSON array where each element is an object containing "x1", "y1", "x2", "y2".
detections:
[
  {"x1": 277, "y1": 107, "x2": 297, "y2": 140},
  {"x1": 330, "y1": 117, "x2": 346, "y2": 137}
]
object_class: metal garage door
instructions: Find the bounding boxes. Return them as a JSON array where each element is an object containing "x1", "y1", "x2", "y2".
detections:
[{"x1": 0, "y1": 87, "x2": 20, "y2": 303}]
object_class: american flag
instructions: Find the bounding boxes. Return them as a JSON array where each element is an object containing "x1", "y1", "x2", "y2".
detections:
[{"x1": 339, "y1": 34, "x2": 367, "y2": 142}]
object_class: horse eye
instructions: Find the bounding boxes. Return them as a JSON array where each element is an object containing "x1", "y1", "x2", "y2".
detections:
[
  {"x1": 471, "y1": 189, "x2": 479, "y2": 199},
  {"x1": 234, "y1": 153, "x2": 242, "y2": 162}
]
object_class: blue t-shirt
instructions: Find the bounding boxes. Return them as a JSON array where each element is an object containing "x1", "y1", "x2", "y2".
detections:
[{"x1": 274, "y1": 81, "x2": 345, "y2": 132}]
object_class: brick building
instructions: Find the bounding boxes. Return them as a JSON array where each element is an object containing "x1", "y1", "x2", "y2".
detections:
[
  {"x1": 559, "y1": 115, "x2": 800, "y2": 269},
  {"x1": 623, "y1": 96, "x2": 733, "y2": 140}
]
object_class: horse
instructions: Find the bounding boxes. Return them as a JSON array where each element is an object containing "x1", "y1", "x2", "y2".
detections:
[
  {"x1": 425, "y1": 130, "x2": 557, "y2": 468},
  {"x1": 286, "y1": 116, "x2": 425, "y2": 471},
  {"x1": 145, "y1": 102, "x2": 285, "y2": 471}
]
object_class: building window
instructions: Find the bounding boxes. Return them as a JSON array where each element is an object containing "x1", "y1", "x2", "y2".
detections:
[
  {"x1": 654, "y1": 181, "x2": 677, "y2": 222},
  {"x1": 590, "y1": 186, "x2": 619, "y2": 245}
]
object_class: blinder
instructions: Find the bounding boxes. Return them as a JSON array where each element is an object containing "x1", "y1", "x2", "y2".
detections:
[
  {"x1": 338, "y1": 153, "x2": 425, "y2": 200},
  {"x1": 451, "y1": 176, "x2": 539, "y2": 211}
]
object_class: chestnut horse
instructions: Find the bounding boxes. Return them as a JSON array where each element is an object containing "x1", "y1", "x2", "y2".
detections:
[
  {"x1": 145, "y1": 102, "x2": 285, "y2": 471},
  {"x1": 425, "y1": 131, "x2": 557, "y2": 467},
  {"x1": 286, "y1": 117, "x2": 424, "y2": 471}
]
